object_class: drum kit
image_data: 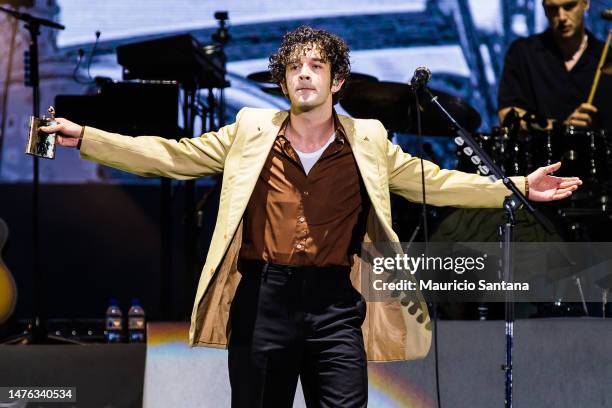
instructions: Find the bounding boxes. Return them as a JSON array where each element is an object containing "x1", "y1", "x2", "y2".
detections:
[{"x1": 249, "y1": 68, "x2": 612, "y2": 318}]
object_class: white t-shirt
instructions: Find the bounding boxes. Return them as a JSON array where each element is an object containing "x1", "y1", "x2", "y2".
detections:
[{"x1": 294, "y1": 132, "x2": 336, "y2": 175}]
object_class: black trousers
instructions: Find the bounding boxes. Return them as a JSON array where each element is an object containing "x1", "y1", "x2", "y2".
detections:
[{"x1": 228, "y1": 261, "x2": 368, "y2": 408}]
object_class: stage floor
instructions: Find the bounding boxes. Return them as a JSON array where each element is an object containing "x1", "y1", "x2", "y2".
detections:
[{"x1": 1, "y1": 318, "x2": 610, "y2": 407}]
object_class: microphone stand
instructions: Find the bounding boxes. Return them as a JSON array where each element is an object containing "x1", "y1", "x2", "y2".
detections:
[
  {"x1": 0, "y1": 7, "x2": 81, "y2": 345},
  {"x1": 417, "y1": 85, "x2": 554, "y2": 408}
]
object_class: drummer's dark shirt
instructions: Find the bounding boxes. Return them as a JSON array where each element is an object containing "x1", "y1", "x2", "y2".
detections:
[{"x1": 498, "y1": 29, "x2": 612, "y2": 132}]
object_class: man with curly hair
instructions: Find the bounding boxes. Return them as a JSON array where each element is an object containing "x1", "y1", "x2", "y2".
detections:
[{"x1": 42, "y1": 25, "x2": 580, "y2": 408}]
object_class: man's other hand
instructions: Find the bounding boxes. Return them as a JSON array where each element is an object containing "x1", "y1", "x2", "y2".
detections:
[
  {"x1": 39, "y1": 118, "x2": 83, "y2": 148},
  {"x1": 565, "y1": 103, "x2": 597, "y2": 127},
  {"x1": 527, "y1": 162, "x2": 582, "y2": 201}
]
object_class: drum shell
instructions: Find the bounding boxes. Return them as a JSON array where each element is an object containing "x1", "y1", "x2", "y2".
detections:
[
  {"x1": 455, "y1": 128, "x2": 529, "y2": 177},
  {"x1": 458, "y1": 127, "x2": 612, "y2": 184},
  {"x1": 455, "y1": 130, "x2": 504, "y2": 174},
  {"x1": 550, "y1": 126, "x2": 611, "y2": 183}
]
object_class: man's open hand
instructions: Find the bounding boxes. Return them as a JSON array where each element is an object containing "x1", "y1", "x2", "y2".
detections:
[
  {"x1": 565, "y1": 103, "x2": 597, "y2": 127},
  {"x1": 527, "y1": 162, "x2": 582, "y2": 201}
]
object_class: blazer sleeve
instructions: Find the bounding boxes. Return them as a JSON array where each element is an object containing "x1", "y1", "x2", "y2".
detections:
[
  {"x1": 79, "y1": 108, "x2": 245, "y2": 180},
  {"x1": 382, "y1": 124, "x2": 526, "y2": 208}
]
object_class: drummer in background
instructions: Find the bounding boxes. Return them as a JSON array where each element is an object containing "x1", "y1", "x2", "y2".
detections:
[{"x1": 498, "y1": 0, "x2": 612, "y2": 131}]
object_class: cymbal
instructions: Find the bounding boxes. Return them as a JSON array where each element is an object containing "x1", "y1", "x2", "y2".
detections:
[
  {"x1": 261, "y1": 87, "x2": 285, "y2": 97},
  {"x1": 256, "y1": 71, "x2": 379, "y2": 99},
  {"x1": 247, "y1": 71, "x2": 378, "y2": 84},
  {"x1": 339, "y1": 81, "x2": 481, "y2": 135},
  {"x1": 345, "y1": 72, "x2": 379, "y2": 83},
  {"x1": 247, "y1": 71, "x2": 275, "y2": 83}
]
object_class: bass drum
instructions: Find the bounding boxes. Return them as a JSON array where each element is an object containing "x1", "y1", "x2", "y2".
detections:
[
  {"x1": 429, "y1": 208, "x2": 561, "y2": 244},
  {"x1": 547, "y1": 126, "x2": 612, "y2": 203},
  {"x1": 429, "y1": 207, "x2": 564, "y2": 320}
]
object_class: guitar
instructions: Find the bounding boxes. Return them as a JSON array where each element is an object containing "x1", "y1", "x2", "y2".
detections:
[{"x1": 0, "y1": 218, "x2": 17, "y2": 324}]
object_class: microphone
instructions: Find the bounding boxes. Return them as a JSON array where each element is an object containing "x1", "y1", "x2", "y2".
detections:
[
  {"x1": 602, "y1": 9, "x2": 612, "y2": 20},
  {"x1": 411, "y1": 67, "x2": 432, "y2": 90}
]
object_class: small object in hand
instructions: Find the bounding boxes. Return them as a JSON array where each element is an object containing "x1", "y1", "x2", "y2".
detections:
[{"x1": 25, "y1": 105, "x2": 57, "y2": 159}]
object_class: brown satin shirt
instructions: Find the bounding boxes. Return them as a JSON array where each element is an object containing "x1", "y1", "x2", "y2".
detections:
[{"x1": 239, "y1": 113, "x2": 370, "y2": 267}]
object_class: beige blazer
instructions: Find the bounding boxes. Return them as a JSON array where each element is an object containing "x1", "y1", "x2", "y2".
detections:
[{"x1": 80, "y1": 107, "x2": 525, "y2": 361}]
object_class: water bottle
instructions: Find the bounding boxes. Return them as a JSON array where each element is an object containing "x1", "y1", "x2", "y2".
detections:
[
  {"x1": 128, "y1": 298, "x2": 146, "y2": 343},
  {"x1": 105, "y1": 299, "x2": 123, "y2": 343}
]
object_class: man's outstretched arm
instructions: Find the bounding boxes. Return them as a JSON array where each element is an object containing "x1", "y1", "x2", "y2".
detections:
[
  {"x1": 381, "y1": 124, "x2": 581, "y2": 207},
  {"x1": 40, "y1": 108, "x2": 244, "y2": 179}
]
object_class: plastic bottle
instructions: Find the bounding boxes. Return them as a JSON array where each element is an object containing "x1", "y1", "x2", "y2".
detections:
[
  {"x1": 128, "y1": 298, "x2": 146, "y2": 343},
  {"x1": 105, "y1": 298, "x2": 123, "y2": 343}
]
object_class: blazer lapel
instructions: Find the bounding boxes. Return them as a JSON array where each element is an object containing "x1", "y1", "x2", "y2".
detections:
[
  {"x1": 225, "y1": 110, "x2": 288, "y2": 235},
  {"x1": 338, "y1": 115, "x2": 384, "y2": 218}
]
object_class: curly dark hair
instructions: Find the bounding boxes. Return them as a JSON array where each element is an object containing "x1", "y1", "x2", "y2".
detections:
[{"x1": 268, "y1": 25, "x2": 351, "y2": 104}]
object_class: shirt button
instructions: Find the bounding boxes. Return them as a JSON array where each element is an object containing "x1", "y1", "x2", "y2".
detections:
[
  {"x1": 298, "y1": 216, "x2": 305, "y2": 223},
  {"x1": 296, "y1": 243, "x2": 304, "y2": 250}
]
